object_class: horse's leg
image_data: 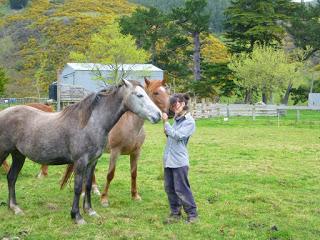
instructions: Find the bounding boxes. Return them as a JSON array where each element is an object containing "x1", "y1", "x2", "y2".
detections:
[
  {"x1": 83, "y1": 160, "x2": 99, "y2": 217},
  {"x1": 1, "y1": 152, "x2": 10, "y2": 173},
  {"x1": 71, "y1": 157, "x2": 88, "y2": 225},
  {"x1": 80, "y1": 172, "x2": 99, "y2": 197},
  {"x1": 37, "y1": 164, "x2": 48, "y2": 178},
  {"x1": 100, "y1": 150, "x2": 120, "y2": 207},
  {"x1": 2, "y1": 160, "x2": 10, "y2": 173},
  {"x1": 7, "y1": 151, "x2": 25, "y2": 215},
  {"x1": 91, "y1": 173, "x2": 100, "y2": 196},
  {"x1": 130, "y1": 150, "x2": 141, "y2": 201}
]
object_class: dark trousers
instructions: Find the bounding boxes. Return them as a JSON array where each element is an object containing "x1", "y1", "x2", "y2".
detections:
[{"x1": 164, "y1": 166, "x2": 197, "y2": 218}]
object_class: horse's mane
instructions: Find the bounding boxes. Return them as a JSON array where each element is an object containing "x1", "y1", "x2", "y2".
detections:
[{"x1": 59, "y1": 84, "x2": 120, "y2": 128}]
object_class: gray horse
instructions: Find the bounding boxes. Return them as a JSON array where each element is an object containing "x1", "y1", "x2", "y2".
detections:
[{"x1": 0, "y1": 80, "x2": 161, "y2": 224}]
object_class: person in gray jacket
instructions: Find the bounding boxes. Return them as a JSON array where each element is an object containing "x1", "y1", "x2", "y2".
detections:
[{"x1": 162, "y1": 93, "x2": 198, "y2": 224}]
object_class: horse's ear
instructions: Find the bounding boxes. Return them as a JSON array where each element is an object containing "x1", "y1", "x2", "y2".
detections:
[
  {"x1": 161, "y1": 78, "x2": 166, "y2": 86},
  {"x1": 122, "y1": 79, "x2": 133, "y2": 88},
  {"x1": 144, "y1": 77, "x2": 151, "y2": 86}
]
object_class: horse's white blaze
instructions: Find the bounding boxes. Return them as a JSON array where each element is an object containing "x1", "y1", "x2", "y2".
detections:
[
  {"x1": 159, "y1": 86, "x2": 166, "y2": 93},
  {"x1": 129, "y1": 85, "x2": 161, "y2": 123}
]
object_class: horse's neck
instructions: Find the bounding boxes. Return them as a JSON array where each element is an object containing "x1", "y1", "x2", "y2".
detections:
[
  {"x1": 95, "y1": 92, "x2": 127, "y2": 132},
  {"x1": 124, "y1": 111, "x2": 145, "y2": 131}
]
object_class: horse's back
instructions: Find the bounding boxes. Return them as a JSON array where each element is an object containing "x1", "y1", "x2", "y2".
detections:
[
  {"x1": 27, "y1": 103, "x2": 53, "y2": 113},
  {"x1": 0, "y1": 106, "x2": 57, "y2": 149},
  {"x1": 0, "y1": 106, "x2": 30, "y2": 151}
]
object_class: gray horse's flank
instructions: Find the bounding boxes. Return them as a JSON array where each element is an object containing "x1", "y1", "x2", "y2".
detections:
[{"x1": 0, "y1": 80, "x2": 161, "y2": 224}]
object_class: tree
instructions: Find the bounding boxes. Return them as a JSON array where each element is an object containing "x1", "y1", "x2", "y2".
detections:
[
  {"x1": 228, "y1": 45, "x2": 303, "y2": 104},
  {"x1": 281, "y1": 47, "x2": 317, "y2": 104},
  {"x1": 130, "y1": 0, "x2": 232, "y2": 33},
  {"x1": 119, "y1": 7, "x2": 169, "y2": 65},
  {"x1": 287, "y1": 0, "x2": 320, "y2": 60},
  {"x1": 0, "y1": 66, "x2": 8, "y2": 96},
  {"x1": 70, "y1": 23, "x2": 149, "y2": 84},
  {"x1": 224, "y1": 0, "x2": 295, "y2": 54},
  {"x1": 188, "y1": 34, "x2": 234, "y2": 99},
  {"x1": 171, "y1": 0, "x2": 210, "y2": 81}
]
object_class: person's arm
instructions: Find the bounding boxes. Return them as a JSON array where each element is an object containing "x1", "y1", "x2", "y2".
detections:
[
  {"x1": 162, "y1": 113, "x2": 169, "y2": 137},
  {"x1": 164, "y1": 119, "x2": 195, "y2": 141}
]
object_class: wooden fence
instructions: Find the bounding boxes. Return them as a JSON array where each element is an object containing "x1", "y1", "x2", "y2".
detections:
[
  {"x1": 190, "y1": 100, "x2": 279, "y2": 119},
  {"x1": 189, "y1": 99, "x2": 320, "y2": 119},
  {"x1": 0, "y1": 97, "x2": 49, "y2": 105}
]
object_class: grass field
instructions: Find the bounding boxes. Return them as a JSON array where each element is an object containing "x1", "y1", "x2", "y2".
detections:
[{"x1": 0, "y1": 114, "x2": 320, "y2": 239}]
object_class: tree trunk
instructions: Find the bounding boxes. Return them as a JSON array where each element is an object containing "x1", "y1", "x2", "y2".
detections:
[
  {"x1": 310, "y1": 72, "x2": 314, "y2": 93},
  {"x1": 151, "y1": 42, "x2": 157, "y2": 66},
  {"x1": 192, "y1": 31, "x2": 201, "y2": 81},
  {"x1": 282, "y1": 83, "x2": 293, "y2": 105},
  {"x1": 244, "y1": 89, "x2": 252, "y2": 104},
  {"x1": 262, "y1": 91, "x2": 267, "y2": 104}
]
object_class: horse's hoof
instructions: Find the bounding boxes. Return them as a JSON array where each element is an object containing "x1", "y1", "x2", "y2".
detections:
[
  {"x1": 87, "y1": 209, "x2": 100, "y2": 218},
  {"x1": 36, "y1": 172, "x2": 47, "y2": 179},
  {"x1": 37, "y1": 173, "x2": 43, "y2": 179},
  {"x1": 75, "y1": 218, "x2": 86, "y2": 225},
  {"x1": 92, "y1": 186, "x2": 101, "y2": 196},
  {"x1": 100, "y1": 200, "x2": 109, "y2": 208},
  {"x1": 132, "y1": 194, "x2": 142, "y2": 201},
  {"x1": 12, "y1": 206, "x2": 24, "y2": 215}
]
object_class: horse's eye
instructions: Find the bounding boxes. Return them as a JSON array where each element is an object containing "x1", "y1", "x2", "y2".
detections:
[
  {"x1": 137, "y1": 94, "x2": 144, "y2": 98},
  {"x1": 153, "y1": 92, "x2": 159, "y2": 95}
]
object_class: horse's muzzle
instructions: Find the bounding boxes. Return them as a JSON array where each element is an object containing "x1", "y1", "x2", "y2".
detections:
[{"x1": 151, "y1": 112, "x2": 162, "y2": 124}]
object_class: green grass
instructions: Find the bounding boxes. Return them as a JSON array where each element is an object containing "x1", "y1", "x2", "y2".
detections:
[{"x1": 0, "y1": 115, "x2": 320, "y2": 239}]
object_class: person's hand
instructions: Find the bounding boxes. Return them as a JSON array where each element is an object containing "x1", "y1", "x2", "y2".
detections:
[{"x1": 162, "y1": 112, "x2": 168, "y2": 122}]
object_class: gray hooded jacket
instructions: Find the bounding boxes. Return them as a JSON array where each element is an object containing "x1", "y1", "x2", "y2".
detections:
[{"x1": 163, "y1": 112, "x2": 195, "y2": 168}]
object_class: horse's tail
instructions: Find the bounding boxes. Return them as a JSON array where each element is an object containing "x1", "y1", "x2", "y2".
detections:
[{"x1": 60, "y1": 164, "x2": 75, "y2": 189}]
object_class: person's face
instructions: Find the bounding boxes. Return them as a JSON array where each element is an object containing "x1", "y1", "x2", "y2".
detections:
[{"x1": 170, "y1": 101, "x2": 185, "y2": 115}]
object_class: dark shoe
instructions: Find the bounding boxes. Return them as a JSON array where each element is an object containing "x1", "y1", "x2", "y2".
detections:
[
  {"x1": 186, "y1": 216, "x2": 199, "y2": 224},
  {"x1": 163, "y1": 213, "x2": 182, "y2": 224}
]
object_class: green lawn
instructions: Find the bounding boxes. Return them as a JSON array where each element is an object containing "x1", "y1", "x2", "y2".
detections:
[{"x1": 0, "y1": 115, "x2": 319, "y2": 239}]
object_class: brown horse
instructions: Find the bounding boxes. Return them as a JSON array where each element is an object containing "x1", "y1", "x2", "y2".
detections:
[
  {"x1": 1, "y1": 103, "x2": 53, "y2": 176},
  {"x1": 60, "y1": 78, "x2": 169, "y2": 206}
]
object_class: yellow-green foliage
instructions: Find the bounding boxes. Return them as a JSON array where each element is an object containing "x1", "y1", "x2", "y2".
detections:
[
  {"x1": 70, "y1": 22, "x2": 149, "y2": 84},
  {"x1": 0, "y1": 0, "x2": 137, "y2": 97},
  {"x1": 201, "y1": 34, "x2": 230, "y2": 64}
]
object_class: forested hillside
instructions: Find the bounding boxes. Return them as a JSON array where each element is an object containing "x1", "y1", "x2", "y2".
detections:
[
  {"x1": 0, "y1": 0, "x2": 136, "y2": 96},
  {"x1": 130, "y1": 0, "x2": 231, "y2": 33},
  {"x1": 0, "y1": 0, "x2": 229, "y2": 97}
]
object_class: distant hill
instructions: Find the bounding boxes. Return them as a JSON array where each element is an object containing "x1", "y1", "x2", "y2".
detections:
[
  {"x1": 129, "y1": 0, "x2": 232, "y2": 33},
  {"x1": 0, "y1": 0, "x2": 137, "y2": 97}
]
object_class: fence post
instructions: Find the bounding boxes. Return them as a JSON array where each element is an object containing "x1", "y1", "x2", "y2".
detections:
[
  {"x1": 201, "y1": 98, "x2": 205, "y2": 118},
  {"x1": 227, "y1": 104, "x2": 230, "y2": 118},
  {"x1": 277, "y1": 109, "x2": 280, "y2": 128},
  {"x1": 296, "y1": 110, "x2": 300, "y2": 122},
  {"x1": 252, "y1": 105, "x2": 256, "y2": 121}
]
